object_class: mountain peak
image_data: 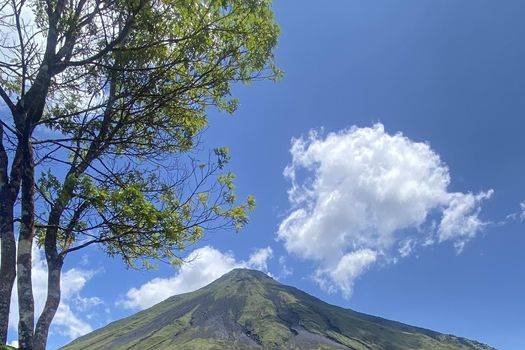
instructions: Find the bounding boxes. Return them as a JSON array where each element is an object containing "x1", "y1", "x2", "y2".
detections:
[
  {"x1": 220, "y1": 268, "x2": 274, "y2": 280},
  {"x1": 202, "y1": 268, "x2": 278, "y2": 294},
  {"x1": 62, "y1": 271, "x2": 495, "y2": 350}
]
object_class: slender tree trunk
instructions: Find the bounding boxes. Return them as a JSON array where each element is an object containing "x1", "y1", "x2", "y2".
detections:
[
  {"x1": 17, "y1": 138, "x2": 35, "y2": 349},
  {"x1": 0, "y1": 124, "x2": 16, "y2": 345},
  {"x1": 34, "y1": 196, "x2": 65, "y2": 350},
  {"x1": 0, "y1": 204, "x2": 16, "y2": 345},
  {"x1": 33, "y1": 256, "x2": 63, "y2": 350}
]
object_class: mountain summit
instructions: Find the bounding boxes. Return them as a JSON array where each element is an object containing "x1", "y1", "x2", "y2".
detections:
[{"x1": 61, "y1": 269, "x2": 494, "y2": 350}]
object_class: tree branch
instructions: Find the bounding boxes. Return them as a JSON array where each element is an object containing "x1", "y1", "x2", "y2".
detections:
[{"x1": 0, "y1": 86, "x2": 15, "y2": 113}]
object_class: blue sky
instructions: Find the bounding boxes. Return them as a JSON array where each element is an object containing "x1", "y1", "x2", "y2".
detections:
[{"x1": 6, "y1": 1, "x2": 525, "y2": 349}]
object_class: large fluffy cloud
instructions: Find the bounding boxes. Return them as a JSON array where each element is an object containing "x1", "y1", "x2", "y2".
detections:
[
  {"x1": 5, "y1": 247, "x2": 100, "y2": 342},
  {"x1": 119, "y1": 246, "x2": 273, "y2": 310},
  {"x1": 278, "y1": 124, "x2": 492, "y2": 297}
]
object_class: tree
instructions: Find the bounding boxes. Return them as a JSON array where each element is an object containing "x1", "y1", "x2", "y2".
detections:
[{"x1": 0, "y1": 0, "x2": 280, "y2": 348}]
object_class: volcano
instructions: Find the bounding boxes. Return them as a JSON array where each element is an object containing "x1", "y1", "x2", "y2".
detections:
[{"x1": 61, "y1": 268, "x2": 494, "y2": 350}]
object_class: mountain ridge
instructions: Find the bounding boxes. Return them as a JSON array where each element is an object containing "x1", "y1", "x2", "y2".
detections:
[{"x1": 61, "y1": 268, "x2": 495, "y2": 350}]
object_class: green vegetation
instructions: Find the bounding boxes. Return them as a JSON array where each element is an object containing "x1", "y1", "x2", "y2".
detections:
[{"x1": 61, "y1": 269, "x2": 494, "y2": 350}]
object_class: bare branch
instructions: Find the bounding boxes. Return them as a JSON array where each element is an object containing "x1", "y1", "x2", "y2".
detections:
[{"x1": 0, "y1": 86, "x2": 15, "y2": 112}]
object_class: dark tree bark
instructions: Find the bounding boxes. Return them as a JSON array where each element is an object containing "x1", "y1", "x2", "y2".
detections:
[
  {"x1": 0, "y1": 204, "x2": 16, "y2": 345},
  {"x1": 0, "y1": 124, "x2": 15, "y2": 345},
  {"x1": 33, "y1": 256, "x2": 63, "y2": 350},
  {"x1": 0, "y1": 126, "x2": 22, "y2": 345},
  {"x1": 17, "y1": 137, "x2": 36, "y2": 349}
]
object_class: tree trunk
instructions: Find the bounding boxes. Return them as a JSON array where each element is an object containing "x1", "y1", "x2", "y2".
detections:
[
  {"x1": 17, "y1": 138, "x2": 35, "y2": 349},
  {"x1": 5, "y1": 35, "x2": 58, "y2": 349},
  {"x1": 0, "y1": 124, "x2": 17, "y2": 345},
  {"x1": 0, "y1": 204, "x2": 16, "y2": 345},
  {"x1": 33, "y1": 256, "x2": 63, "y2": 350},
  {"x1": 34, "y1": 197, "x2": 65, "y2": 350}
]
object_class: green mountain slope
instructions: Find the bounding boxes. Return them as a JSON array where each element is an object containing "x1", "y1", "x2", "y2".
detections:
[{"x1": 61, "y1": 269, "x2": 495, "y2": 350}]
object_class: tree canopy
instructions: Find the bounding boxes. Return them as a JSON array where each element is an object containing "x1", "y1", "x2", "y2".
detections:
[{"x1": 0, "y1": 0, "x2": 280, "y2": 348}]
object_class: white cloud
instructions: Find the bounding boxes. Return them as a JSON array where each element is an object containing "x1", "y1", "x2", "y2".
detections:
[
  {"x1": 278, "y1": 256, "x2": 293, "y2": 279},
  {"x1": 315, "y1": 249, "x2": 377, "y2": 298},
  {"x1": 119, "y1": 245, "x2": 274, "y2": 310},
  {"x1": 501, "y1": 201, "x2": 525, "y2": 224},
  {"x1": 5, "y1": 246, "x2": 100, "y2": 342},
  {"x1": 398, "y1": 238, "x2": 416, "y2": 258},
  {"x1": 53, "y1": 304, "x2": 94, "y2": 340},
  {"x1": 73, "y1": 296, "x2": 103, "y2": 312},
  {"x1": 438, "y1": 190, "x2": 493, "y2": 252},
  {"x1": 278, "y1": 124, "x2": 492, "y2": 297},
  {"x1": 247, "y1": 247, "x2": 273, "y2": 271}
]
